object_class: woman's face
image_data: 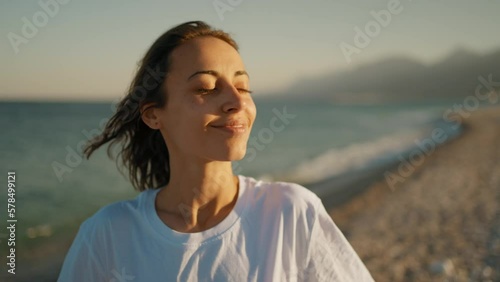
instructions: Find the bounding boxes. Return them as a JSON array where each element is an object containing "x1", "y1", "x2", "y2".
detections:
[{"x1": 157, "y1": 36, "x2": 256, "y2": 162}]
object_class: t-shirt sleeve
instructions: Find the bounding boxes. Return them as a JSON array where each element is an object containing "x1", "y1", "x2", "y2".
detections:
[
  {"x1": 302, "y1": 197, "x2": 374, "y2": 282},
  {"x1": 57, "y1": 219, "x2": 107, "y2": 282}
]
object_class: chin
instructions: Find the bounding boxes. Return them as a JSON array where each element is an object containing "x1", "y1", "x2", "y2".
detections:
[
  {"x1": 204, "y1": 139, "x2": 250, "y2": 161},
  {"x1": 230, "y1": 150, "x2": 247, "y2": 161},
  {"x1": 211, "y1": 147, "x2": 247, "y2": 161},
  {"x1": 226, "y1": 148, "x2": 247, "y2": 161}
]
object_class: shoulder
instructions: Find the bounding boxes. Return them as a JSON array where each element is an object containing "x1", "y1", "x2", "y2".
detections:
[
  {"x1": 78, "y1": 190, "x2": 150, "y2": 239},
  {"x1": 59, "y1": 192, "x2": 151, "y2": 281},
  {"x1": 241, "y1": 175, "x2": 322, "y2": 215}
]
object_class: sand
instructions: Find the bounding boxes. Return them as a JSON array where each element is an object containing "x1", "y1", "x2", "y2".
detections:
[{"x1": 328, "y1": 106, "x2": 500, "y2": 281}]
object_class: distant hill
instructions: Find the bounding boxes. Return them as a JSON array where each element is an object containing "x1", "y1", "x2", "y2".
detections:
[{"x1": 277, "y1": 47, "x2": 500, "y2": 103}]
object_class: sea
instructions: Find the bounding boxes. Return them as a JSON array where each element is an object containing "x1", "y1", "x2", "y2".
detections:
[{"x1": 0, "y1": 98, "x2": 467, "y2": 278}]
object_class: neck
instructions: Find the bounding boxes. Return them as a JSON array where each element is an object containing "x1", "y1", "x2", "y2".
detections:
[{"x1": 155, "y1": 153, "x2": 239, "y2": 233}]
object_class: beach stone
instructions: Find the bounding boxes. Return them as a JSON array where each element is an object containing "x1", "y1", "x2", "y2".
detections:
[
  {"x1": 429, "y1": 259, "x2": 454, "y2": 275},
  {"x1": 403, "y1": 267, "x2": 415, "y2": 280},
  {"x1": 482, "y1": 266, "x2": 493, "y2": 278}
]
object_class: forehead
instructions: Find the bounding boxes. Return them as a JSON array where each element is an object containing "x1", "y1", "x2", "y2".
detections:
[{"x1": 168, "y1": 36, "x2": 245, "y2": 74}]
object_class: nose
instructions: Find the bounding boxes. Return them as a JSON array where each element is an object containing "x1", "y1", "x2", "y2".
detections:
[{"x1": 221, "y1": 85, "x2": 246, "y2": 113}]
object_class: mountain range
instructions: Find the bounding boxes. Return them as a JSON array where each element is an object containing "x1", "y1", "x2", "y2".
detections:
[{"x1": 274, "y1": 47, "x2": 500, "y2": 104}]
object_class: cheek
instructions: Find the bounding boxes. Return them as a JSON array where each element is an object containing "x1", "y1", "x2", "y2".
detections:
[
  {"x1": 166, "y1": 101, "x2": 211, "y2": 141},
  {"x1": 164, "y1": 93, "x2": 201, "y2": 123},
  {"x1": 161, "y1": 103, "x2": 192, "y2": 138},
  {"x1": 247, "y1": 99, "x2": 257, "y2": 124}
]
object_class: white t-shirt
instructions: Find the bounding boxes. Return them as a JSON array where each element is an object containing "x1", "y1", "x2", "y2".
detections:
[{"x1": 58, "y1": 175, "x2": 374, "y2": 282}]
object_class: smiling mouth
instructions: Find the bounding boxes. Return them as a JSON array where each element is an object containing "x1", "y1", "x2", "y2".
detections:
[{"x1": 210, "y1": 125, "x2": 247, "y2": 134}]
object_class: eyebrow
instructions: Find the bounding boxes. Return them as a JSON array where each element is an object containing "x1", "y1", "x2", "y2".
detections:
[{"x1": 187, "y1": 70, "x2": 249, "y2": 81}]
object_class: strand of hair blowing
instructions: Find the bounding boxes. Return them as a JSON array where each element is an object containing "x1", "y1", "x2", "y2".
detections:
[{"x1": 82, "y1": 21, "x2": 239, "y2": 191}]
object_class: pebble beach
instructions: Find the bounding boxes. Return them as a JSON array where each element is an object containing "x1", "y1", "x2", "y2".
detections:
[{"x1": 329, "y1": 106, "x2": 500, "y2": 281}]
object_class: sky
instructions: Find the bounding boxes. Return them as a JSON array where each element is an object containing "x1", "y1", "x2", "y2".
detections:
[{"x1": 1, "y1": 0, "x2": 500, "y2": 101}]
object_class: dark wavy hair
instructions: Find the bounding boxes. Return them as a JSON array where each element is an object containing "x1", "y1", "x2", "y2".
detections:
[{"x1": 83, "y1": 21, "x2": 239, "y2": 191}]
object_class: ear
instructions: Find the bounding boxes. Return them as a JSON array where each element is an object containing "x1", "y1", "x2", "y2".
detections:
[{"x1": 140, "y1": 103, "x2": 162, "y2": 130}]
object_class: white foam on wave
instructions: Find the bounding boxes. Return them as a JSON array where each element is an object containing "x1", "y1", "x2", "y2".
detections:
[{"x1": 265, "y1": 127, "x2": 431, "y2": 184}]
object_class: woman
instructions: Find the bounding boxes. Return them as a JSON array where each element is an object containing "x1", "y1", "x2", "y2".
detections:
[{"x1": 58, "y1": 21, "x2": 374, "y2": 281}]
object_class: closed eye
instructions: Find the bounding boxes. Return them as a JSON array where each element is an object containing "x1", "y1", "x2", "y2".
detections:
[
  {"x1": 197, "y1": 88, "x2": 217, "y2": 94},
  {"x1": 197, "y1": 88, "x2": 253, "y2": 95},
  {"x1": 237, "y1": 88, "x2": 253, "y2": 94}
]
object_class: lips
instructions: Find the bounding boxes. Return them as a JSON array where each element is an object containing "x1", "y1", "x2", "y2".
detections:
[{"x1": 210, "y1": 120, "x2": 248, "y2": 134}]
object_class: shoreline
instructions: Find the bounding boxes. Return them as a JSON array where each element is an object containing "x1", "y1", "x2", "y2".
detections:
[
  {"x1": 306, "y1": 117, "x2": 464, "y2": 209},
  {"x1": 327, "y1": 106, "x2": 500, "y2": 281}
]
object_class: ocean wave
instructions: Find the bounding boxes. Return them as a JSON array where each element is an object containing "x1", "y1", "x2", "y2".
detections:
[{"x1": 262, "y1": 119, "x2": 462, "y2": 185}]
